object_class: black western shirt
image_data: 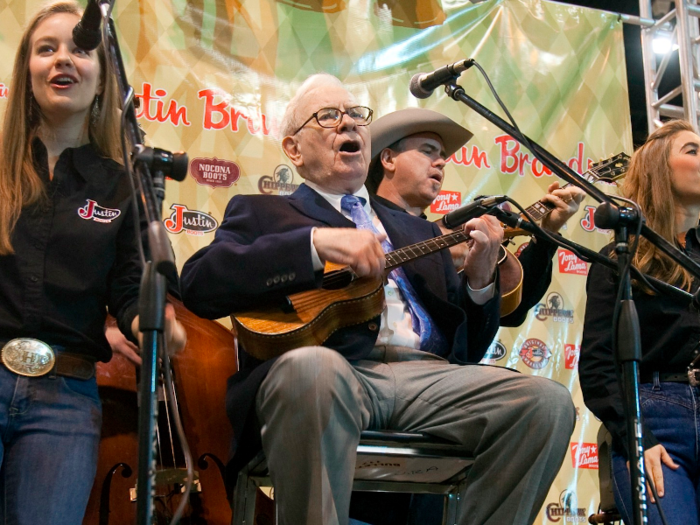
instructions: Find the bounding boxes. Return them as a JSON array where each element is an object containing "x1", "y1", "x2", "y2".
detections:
[
  {"x1": 0, "y1": 139, "x2": 142, "y2": 361},
  {"x1": 580, "y1": 230, "x2": 700, "y2": 455}
]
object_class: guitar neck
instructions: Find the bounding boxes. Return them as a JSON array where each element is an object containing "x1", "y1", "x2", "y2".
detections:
[
  {"x1": 508, "y1": 165, "x2": 605, "y2": 230},
  {"x1": 385, "y1": 230, "x2": 468, "y2": 271}
]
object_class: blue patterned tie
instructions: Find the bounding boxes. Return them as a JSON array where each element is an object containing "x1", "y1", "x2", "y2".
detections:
[{"x1": 340, "y1": 195, "x2": 447, "y2": 355}]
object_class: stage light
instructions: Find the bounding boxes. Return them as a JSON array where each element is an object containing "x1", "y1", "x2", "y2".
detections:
[{"x1": 652, "y1": 34, "x2": 678, "y2": 55}]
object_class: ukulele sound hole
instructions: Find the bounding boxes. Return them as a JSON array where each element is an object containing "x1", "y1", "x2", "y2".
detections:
[{"x1": 321, "y1": 270, "x2": 354, "y2": 290}]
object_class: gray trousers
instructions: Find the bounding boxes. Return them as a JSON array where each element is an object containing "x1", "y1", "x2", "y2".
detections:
[{"x1": 255, "y1": 346, "x2": 575, "y2": 525}]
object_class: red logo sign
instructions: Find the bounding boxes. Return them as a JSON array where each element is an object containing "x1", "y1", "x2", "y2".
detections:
[
  {"x1": 558, "y1": 249, "x2": 588, "y2": 275},
  {"x1": 564, "y1": 344, "x2": 580, "y2": 370},
  {"x1": 163, "y1": 204, "x2": 218, "y2": 236},
  {"x1": 570, "y1": 442, "x2": 598, "y2": 469},
  {"x1": 190, "y1": 157, "x2": 240, "y2": 188},
  {"x1": 78, "y1": 199, "x2": 121, "y2": 223},
  {"x1": 430, "y1": 191, "x2": 461, "y2": 214}
]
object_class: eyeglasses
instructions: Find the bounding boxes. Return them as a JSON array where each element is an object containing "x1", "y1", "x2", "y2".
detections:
[{"x1": 293, "y1": 106, "x2": 373, "y2": 135}]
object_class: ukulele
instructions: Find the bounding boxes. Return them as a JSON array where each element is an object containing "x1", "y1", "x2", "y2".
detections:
[{"x1": 233, "y1": 228, "x2": 480, "y2": 361}]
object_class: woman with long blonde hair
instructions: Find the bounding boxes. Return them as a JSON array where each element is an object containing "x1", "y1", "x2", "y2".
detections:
[
  {"x1": 0, "y1": 2, "x2": 183, "y2": 523},
  {"x1": 580, "y1": 120, "x2": 700, "y2": 524}
]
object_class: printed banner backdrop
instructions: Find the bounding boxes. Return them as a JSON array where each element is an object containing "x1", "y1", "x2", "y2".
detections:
[{"x1": 0, "y1": 0, "x2": 631, "y2": 522}]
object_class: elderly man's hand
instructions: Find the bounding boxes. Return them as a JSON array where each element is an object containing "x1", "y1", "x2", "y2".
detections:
[
  {"x1": 313, "y1": 227, "x2": 386, "y2": 280},
  {"x1": 540, "y1": 182, "x2": 586, "y2": 232},
  {"x1": 461, "y1": 215, "x2": 504, "y2": 289},
  {"x1": 131, "y1": 303, "x2": 187, "y2": 356}
]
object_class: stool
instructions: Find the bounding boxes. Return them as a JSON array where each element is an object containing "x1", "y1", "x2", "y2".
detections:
[{"x1": 232, "y1": 430, "x2": 475, "y2": 525}]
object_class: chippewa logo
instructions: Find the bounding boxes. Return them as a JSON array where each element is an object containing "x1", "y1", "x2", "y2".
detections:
[
  {"x1": 258, "y1": 165, "x2": 300, "y2": 195},
  {"x1": 163, "y1": 204, "x2": 218, "y2": 236},
  {"x1": 519, "y1": 338, "x2": 551, "y2": 369},
  {"x1": 481, "y1": 340, "x2": 507, "y2": 363},
  {"x1": 546, "y1": 490, "x2": 586, "y2": 523},
  {"x1": 570, "y1": 442, "x2": 599, "y2": 470},
  {"x1": 190, "y1": 157, "x2": 241, "y2": 188},
  {"x1": 535, "y1": 292, "x2": 574, "y2": 324},
  {"x1": 78, "y1": 199, "x2": 121, "y2": 223}
]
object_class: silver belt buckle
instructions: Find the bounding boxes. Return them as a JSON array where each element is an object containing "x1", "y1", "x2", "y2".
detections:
[
  {"x1": 688, "y1": 367, "x2": 700, "y2": 387},
  {"x1": 1, "y1": 338, "x2": 56, "y2": 377}
]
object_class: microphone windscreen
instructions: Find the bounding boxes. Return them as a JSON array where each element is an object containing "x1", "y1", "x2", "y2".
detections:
[{"x1": 409, "y1": 73, "x2": 432, "y2": 99}]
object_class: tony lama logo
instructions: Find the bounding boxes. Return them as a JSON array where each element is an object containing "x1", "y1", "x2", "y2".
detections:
[
  {"x1": 570, "y1": 442, "x2": 599, "y2": 470},
  {"x1": 163, "y1": 204, "x2": 218, "y2": 236},
  {"x1": 259, "y1": 165, "x2": 300, "y2": 195},
  {"x1": 558, "y1": 249, "x2": 588, "y2": 276},
  {"x1": 481, "y1": 340, "x2": 507, "y2": 364},
  {"x1": 535, "y1": 292, "x2": 574, "y2": 324},
  {"x1": 546, "y1": 490, "x2": 586, "y2": 523},
  {"x1": 430, "y1": 191, "x2": 461, "y2": 214},
  {"x1": 78, "y1": 199, "x2": 121, "y2": 223},
  {"x1": 519, "y1": 338, "x2": 551, "y2": 369}
]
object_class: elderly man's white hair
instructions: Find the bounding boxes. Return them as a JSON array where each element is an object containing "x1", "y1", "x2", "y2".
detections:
[{"x1": 281, "y1": 74, "x2": 347, "y2": 138}]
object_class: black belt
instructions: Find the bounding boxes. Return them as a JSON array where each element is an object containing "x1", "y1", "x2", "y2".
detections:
[{"x1": 640, "y1": 371, "x2": 691, "y2": 384}]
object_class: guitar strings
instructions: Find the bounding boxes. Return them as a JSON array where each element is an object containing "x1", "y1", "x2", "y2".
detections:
[{"x1": 320, "y1": 230, "x2": 469, "y2": 288}]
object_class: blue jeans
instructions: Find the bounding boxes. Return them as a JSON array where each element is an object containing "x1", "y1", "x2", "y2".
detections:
[
  {"x1": 612, "y1": 380, "x2": 700, "y2": 525},
  {"x1": 0, "y1": 365, "x2": 102, "y2": 525}
]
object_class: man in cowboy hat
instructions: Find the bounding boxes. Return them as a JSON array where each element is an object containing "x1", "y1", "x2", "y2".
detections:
[{"x1": 365, "y1": 107, "x2": 585, "y2": 327}]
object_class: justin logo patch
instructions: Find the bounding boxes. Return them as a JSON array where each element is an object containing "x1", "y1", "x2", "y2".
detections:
[{"x1": 78, "y1": 199, "x2": 121, "y2": 223}]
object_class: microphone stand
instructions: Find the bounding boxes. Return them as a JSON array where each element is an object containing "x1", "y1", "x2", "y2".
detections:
[
  {"x1": 437, "y1": 76, "x2": 700, "y2": 525},
  {"x1": 100, "y1": 3, "x2": 188, "y2": 524}
]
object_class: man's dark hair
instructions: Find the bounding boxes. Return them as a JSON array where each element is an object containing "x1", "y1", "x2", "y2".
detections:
[{"x1": 365, "y1": 138, "x2": 407, "y2": 195}]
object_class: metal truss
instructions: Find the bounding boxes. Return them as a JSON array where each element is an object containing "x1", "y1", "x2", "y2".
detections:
[{"x1": 624, "y1": 1, "x2": 700, "y2": 132}]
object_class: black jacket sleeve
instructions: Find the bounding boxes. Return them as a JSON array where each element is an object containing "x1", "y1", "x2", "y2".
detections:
[
  {"x1": 180, "y1": 196, "x2": 321, "y2": 319},
  {"x1": 579, "y1": 257, "x2": 660, "y2": 457},
  {"x1": 500, "y1": 238, "x2": 556, "y2": 327},
  {"x1": 107, "y1": 179, "x2": 143, "y2": 344}
]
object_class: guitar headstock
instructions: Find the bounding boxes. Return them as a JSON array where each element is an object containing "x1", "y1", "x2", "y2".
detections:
[{"x1": 588, "y1": 152, "x2": 630, "y2": 183}]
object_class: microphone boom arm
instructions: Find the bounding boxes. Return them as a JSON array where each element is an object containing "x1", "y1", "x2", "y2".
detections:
[{"x1": 442, "y1": 81, "x2": 700, "y2": 283}]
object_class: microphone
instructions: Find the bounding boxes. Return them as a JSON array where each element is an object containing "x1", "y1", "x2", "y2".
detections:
[
  {"x1": 441, "y1": 195, "x2": 508, "y2": 230},
  {"x1": 409, "y1": 59, "x2": 475, "y2": 99},
  {"x1": 72, "y1": 0, "x2": 104, "y2": 51}
]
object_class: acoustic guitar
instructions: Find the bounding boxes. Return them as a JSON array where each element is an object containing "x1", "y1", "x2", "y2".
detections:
[
  {"x1": 496, "y1": 152, "x2": 630, "y2": 315},
  {"x1": 234, "y1": 153, "x2": 630, "y2": 361}
]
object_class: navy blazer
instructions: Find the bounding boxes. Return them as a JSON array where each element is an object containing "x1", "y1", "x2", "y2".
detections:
[{"x1": 180, "y1": 184, "x2": 501, "y2": 480}]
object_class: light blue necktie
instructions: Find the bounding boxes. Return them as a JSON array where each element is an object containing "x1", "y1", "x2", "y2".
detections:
[{"x1": 340, "y1": 195, "x2": 447, "y2": 355}]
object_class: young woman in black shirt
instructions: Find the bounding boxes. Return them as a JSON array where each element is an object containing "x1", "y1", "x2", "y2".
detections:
[
  {"x1": 0, "y1": 2, "x2": 184, "y2": 523},
  {"x1": 580, "y1": 119, "x2": 700, "y2": 525}
]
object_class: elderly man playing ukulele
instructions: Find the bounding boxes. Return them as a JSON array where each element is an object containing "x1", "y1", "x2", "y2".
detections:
[{"x1": 181, "y1": 75, "x2": 575, "y2": 525}]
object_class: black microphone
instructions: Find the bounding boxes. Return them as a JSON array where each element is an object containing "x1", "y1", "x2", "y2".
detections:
[
  {"x1": 441, "y1": 195, "x2": 508, "y2": 230},
  {"x1": 409, "y1": 59, "x2": 475, "y2": 99},
  {"x1": 72, "y1": 0, "x2": 104, "y2": 51}
]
